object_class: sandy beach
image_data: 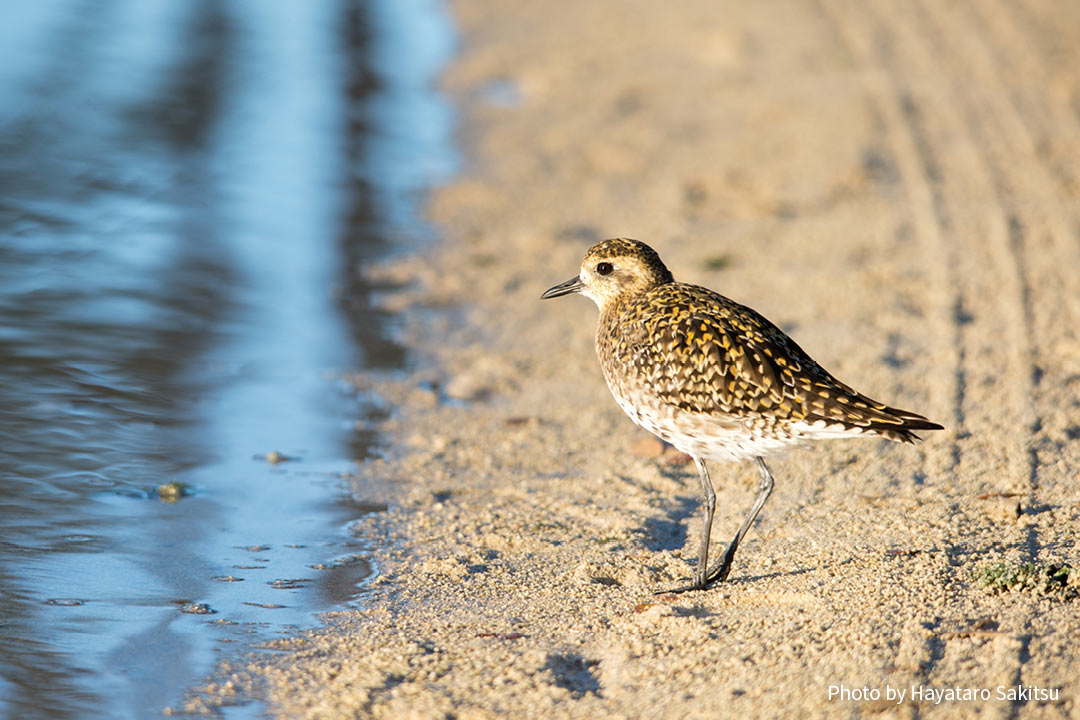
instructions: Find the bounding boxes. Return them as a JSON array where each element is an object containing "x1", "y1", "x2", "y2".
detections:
[{"x1": 190, "y1": 0, "x2": 1080, "y2": 717}]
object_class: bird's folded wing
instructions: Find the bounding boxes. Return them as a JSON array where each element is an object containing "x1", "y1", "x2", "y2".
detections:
[{"x1": 620, "y1": 284, "x2": 936, "y2": 433}]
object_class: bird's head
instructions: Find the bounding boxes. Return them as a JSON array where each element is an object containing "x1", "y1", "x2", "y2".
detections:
[{"x1": 540, "y1": 238, "x2": 674, "y2": 310}]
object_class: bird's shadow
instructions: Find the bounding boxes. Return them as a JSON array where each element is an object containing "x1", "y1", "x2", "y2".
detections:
[
  {"x1": 733, "y1": 562, "x2": 824, "y2": 585},
  {"x1": 638, "y1": 491, "x2": 698, "y2": 552}
]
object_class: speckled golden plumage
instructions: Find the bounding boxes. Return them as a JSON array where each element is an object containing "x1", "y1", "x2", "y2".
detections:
[
  {"x1": 542, "y1": 238, "x2": 942, "y2": 593},
  {"x1": 600, "y1": 279, "x2": 937, "y2": 446}
]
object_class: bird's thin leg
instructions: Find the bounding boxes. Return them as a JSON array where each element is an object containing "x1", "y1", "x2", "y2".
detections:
[
  {"x1": 655, "y1": 456, "x2": 715, "y2": 595},
  {"x1": 705, "y1": 457, "x2": 774, "y2": 584}
]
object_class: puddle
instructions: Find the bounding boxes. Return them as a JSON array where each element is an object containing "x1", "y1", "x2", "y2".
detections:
[{"x1": 0, "y1": 1, "x2": 455, "y2": 718}]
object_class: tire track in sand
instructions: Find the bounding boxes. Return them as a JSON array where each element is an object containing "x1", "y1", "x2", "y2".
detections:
[
  {"x1": 904, "y1": 0, "x2": 1041, "y2": 552},
  {"x1": 820, "y1": 2, "x2": 1061, "y2": 714},
  {"x1": 894, "y1": 5, "x2": 1043, "y2": 715},
  {"x1": 957, "y1": 0, "x2": 1080, "y2": 506},
  {"x1": 918, "y1": 2, "x2": 1080, "y2": 713}
]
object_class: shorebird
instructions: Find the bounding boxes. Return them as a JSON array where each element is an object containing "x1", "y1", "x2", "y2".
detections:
[{"x1": 541, "y1": 238, "x2": 942, "y2": 593}]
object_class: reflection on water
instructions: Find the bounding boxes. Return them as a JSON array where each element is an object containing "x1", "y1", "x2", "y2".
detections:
[{"x1": 0, "y1": 1, "x2": 455, "y2": 718}]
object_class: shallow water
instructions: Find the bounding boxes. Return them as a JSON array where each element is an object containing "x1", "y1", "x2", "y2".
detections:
[{"x1": 0, "y1": 1, "x2": 455, "y2": 718}]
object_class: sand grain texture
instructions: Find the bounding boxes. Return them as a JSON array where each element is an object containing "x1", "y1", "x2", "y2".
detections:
[{"x1": 191, "y1": 1, "x2": 1080, "y2": 717}]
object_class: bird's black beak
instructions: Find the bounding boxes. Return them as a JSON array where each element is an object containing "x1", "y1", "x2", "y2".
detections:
[{"x1": 540, "y1": 276, "x2": 585, "y2": 299}]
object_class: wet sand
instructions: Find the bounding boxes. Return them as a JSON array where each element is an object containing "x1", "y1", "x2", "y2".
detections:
[{"x1": 190, "y1": 0, "x2": 1080, "y2": 717}]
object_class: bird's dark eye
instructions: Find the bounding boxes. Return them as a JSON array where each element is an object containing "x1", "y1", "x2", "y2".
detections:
[{"x1": 595, "y1": 262, "x2": 613, "y2": 276}]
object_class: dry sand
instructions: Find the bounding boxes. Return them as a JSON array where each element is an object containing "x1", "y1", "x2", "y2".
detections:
[{"x1": 190, "y1": 0, "x2": 1080, "y2": 717}]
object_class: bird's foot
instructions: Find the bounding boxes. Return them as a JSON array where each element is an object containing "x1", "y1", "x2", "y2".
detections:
[
  {"x1": 655, "y1": 557, "x2": 736, "y2": 595},
  {"x1": 705, "y1": 559, "x2": 733, "y2": 585},
  {"x1": 653, "y1": 569, "x2": 710, "y2": 595},
  {"x1": 653, "y1": 581, "x2": 706, "y2": 595}
]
